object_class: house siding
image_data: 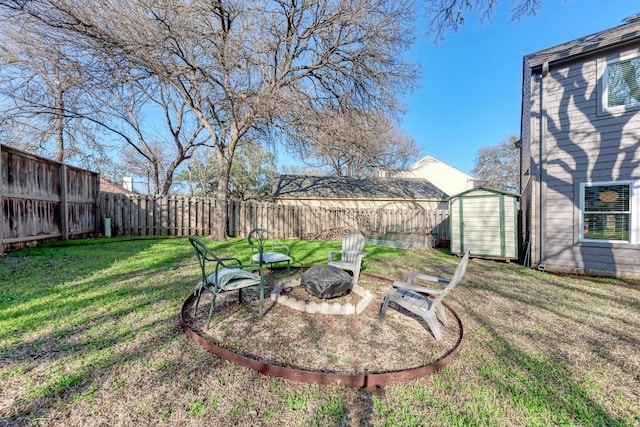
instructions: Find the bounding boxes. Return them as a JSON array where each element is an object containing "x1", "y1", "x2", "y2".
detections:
[{"x1": 525, "y1": 40, "x2": 640, "y2": 277}]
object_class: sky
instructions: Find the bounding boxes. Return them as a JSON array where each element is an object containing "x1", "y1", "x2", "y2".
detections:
[
  {"x1": 400, "y1": 0, "x2": 640, "y2": 175},
  {"x1": 278, "y1": 0, "x2": 640, "y2": 175}
]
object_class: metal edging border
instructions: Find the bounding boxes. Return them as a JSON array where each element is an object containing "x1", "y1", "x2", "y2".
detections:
[{"x1": 180, "y1": 272, "x2": 464, "y2": 392}]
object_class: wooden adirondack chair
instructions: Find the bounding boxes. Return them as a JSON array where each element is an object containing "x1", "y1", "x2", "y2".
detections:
[
  {"x1": 189, "y1": 236, "x2": 264, "y2": 328},
  {"x1": 328, "y1": 232, "x2": 366, "y2": 286},
  {"x1": 379, "y1": 250, "x2": 471, "y2": 341}
]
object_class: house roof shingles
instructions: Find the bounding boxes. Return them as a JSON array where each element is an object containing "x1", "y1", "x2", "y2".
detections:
[
  {"x1": 526, "y1": 18, "x2": 640, "y2": 69},
  {"x1": 272, "y1": 175, "x2": 448, "y2": 200}
]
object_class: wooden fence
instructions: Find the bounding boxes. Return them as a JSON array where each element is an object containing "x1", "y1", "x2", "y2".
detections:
[
  {"x1": 1, "y1": 144, "x2": 99, "y2": 253},
  {"x1": 0, "y1": 142, "x2": 449, "y2": 255},
  {"x1": 97, "y1": 193, "x2": 450, "y2": 241}
]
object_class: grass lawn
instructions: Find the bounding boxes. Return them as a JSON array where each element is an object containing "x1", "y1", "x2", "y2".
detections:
[{"x1": 1, "y1": 236, "x2": 639, "y2": 426}]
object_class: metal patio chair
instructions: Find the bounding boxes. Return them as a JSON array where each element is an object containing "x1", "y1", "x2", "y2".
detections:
[
  {"x1": 189, "y1": 236, "x2": 264, "y2": 328},
  {"x1": 247, "y1": 228, "x2": 292, "y2": 273}
]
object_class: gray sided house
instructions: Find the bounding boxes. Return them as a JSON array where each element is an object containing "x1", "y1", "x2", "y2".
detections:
[
  {"x1": 520, "y1": 17, "x2": 640, "y2": 278},
  {"x1": 272, "y1": 175, "x2": 448, "y2": 210}
]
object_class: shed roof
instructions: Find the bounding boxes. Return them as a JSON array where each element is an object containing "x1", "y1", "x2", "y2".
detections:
[
  {"x1": 272, "y1": 175, "x2": 447, "y2": 200},
  {"x1": 525, "y1": 17, "x2": 640, "y2": 69},
  {"x1": 448, "y1": 186, "x2": 520, "y2": 200}
]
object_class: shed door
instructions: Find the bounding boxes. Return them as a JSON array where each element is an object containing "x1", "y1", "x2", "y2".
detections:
[{"x1": 457, "y1": 194, "x2": 507, "y2": 257}]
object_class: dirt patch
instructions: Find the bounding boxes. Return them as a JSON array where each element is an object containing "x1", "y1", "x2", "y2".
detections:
[{"x1": 183, "y1": 270, "x2": 461, "y2": 375}]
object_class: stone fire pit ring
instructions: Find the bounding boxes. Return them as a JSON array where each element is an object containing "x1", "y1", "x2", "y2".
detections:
[{"x1": 271, "y1": 278, "x2": 373, "y2": 315}]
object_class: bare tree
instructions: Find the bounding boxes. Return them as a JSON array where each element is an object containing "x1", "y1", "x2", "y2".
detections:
[
  {"x1": 471, "y1": 134, "x2": 520, "y2": 193},
  {"x1": 289, "y1": 108, "x2": 420, "y2": 176},
  {"x1": 92, "y1": 80, "x2": 208, "y2": 196},
  {"x1": 0, "y1": 0, "x2": 418, "y2": 238},
  {"x1": 278, "y1": 163, "x2": 323, "y2": 176},
  {"x1": 0, "y1": 12, "x2": 108, "y2": 165},
  {"x1": 176, "y1": 149, "x2": 218, "y2": 197},
  {"x1": 0, "y1": 3, "x2": 212, "y2": 195},
  {"x1": 425, "y1": 0, "x2": 542, "y2": 41}
]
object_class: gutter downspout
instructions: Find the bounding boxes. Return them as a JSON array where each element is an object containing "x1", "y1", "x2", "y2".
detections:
[{"x1": 538, "y1": 61, "x2": 549, "y2": 269}]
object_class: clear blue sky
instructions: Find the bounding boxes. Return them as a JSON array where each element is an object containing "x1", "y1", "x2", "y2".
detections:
[
  {"x1": 402, "y1": 0, "x2": 640, "y2": 175},
  {"x1": 278, "y1": 1, "x2": 639, "y2": 175}
]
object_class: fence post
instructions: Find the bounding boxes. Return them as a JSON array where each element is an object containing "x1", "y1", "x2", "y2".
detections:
[
  {"x1": 239, "y1": 201, "x2": 246, "y2": 237},
  {"x1": 226, "y1": 199, "x2": 232, "y2": 237},
  {"x1": 60, "y1": 164, "x2": 69, "y2": 240},
  {"x1": 0, "y1": 145, "x2": 3, "y2": 255}
]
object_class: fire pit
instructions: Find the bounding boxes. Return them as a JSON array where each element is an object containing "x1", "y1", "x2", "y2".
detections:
[
  {"x1": 271, "y1": 279, "x2": 373, "y2": 315},
  {"x1": 301, "y1": 264, "x2": 352, "y2": 299}
]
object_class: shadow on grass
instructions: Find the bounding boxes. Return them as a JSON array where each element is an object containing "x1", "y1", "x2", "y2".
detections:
[
  {"x1": 2, "y1": 319, "x2": 192, "y2": 426},
  {"x1": 464, "y1": 267, "x2": 640, "y2": 379},
  {"x1": 474, "y1": 321, "x2": 627, "y2": 425},
  {"x1": 457, "y1": 267, "x2": 636, "y2": 426},
  {"x1": 0, "y1": 237, "x2": 201, "y2": 424},
  {"x1": 0, "y1": 239, "x2": 195, "y2": 342},
  {"x1": 1, "y1": 236, "x2": 387, "y2": 425}
]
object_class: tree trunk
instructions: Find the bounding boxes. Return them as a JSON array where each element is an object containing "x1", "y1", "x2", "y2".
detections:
[
  {"x1": 54, "y1": 88, "x2": 65, "y2": 163},
  {"x1": 211, "y1": 153, "x2": 233, "y2": 240}
]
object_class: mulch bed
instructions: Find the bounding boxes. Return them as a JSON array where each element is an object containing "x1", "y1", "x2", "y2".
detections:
[{"x1": 183, "y1": 271, "x2": 462, "y2": 375}]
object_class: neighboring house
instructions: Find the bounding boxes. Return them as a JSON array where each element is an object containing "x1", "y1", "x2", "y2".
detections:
[
  {"x1": 272, "y1": 175, "x2": 448, "y2": 210},
  {"x1": 520, "y1": 16, "x2": 640, "y2": 278},
  {"x1": 99, "y1": 177, "x2": 136, "y2": 195},
  {"x1": 393, "y1": 155, "x2": 477, "y2": 197}
]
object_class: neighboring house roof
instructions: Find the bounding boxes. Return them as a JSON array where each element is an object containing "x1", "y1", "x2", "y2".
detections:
[
  {"x1": 526, "y1": 17, "x2": 640, "y2": 68},
  {"x1": 393, "y1": 155, "x2": 476, "y2": 197},
  {"x1": 272, "y1": 175, "x2": 447, "y2": 201},
  {"x1": 100, "y1": 177, "x2": 135, "y2": 195}
]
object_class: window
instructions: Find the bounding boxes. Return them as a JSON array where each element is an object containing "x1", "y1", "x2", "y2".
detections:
[
  {"x1": 605, "y1": 55, "x2": 640, "y2": 109},
  {"x1": 581, "y1": 183, "x2": 631, "y2": 242}
]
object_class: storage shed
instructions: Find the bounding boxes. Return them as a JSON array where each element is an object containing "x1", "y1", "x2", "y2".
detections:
[{"x1": 449, "y1": 187, "x2": 519, "y2": 261}]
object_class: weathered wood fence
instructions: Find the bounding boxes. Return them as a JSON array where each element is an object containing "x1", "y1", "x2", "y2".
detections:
[
  {"x1": 97, "y1": 193, "x2": 450, "y2": 241},
  {"x1": 1, "y1": 141, "x2": 449, "y2": 254},
  {"x1": 1, "y1": 144, "x2": 99, "y2": 254}
]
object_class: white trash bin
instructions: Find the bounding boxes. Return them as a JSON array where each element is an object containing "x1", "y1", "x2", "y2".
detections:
[{"x1": 104, "y1": 218, "x2": 112, "y2": 237}]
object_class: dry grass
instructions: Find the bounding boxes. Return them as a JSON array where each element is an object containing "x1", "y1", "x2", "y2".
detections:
[{"x1": 1, "y1": 237, "x2": 639, "y2": 426}]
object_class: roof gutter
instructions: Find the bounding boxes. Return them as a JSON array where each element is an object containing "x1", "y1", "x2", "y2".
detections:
[{"x1": 528, "y1": 36, "x2": 640, "y2": 71}]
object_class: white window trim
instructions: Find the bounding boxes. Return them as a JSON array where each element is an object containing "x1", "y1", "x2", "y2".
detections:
[
  {"x1": 602, "y1": 52, "x2": 640, "y2": 113},
  {"x1": 579, "y1": 180, "x2": 638, "y2": 244}
]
